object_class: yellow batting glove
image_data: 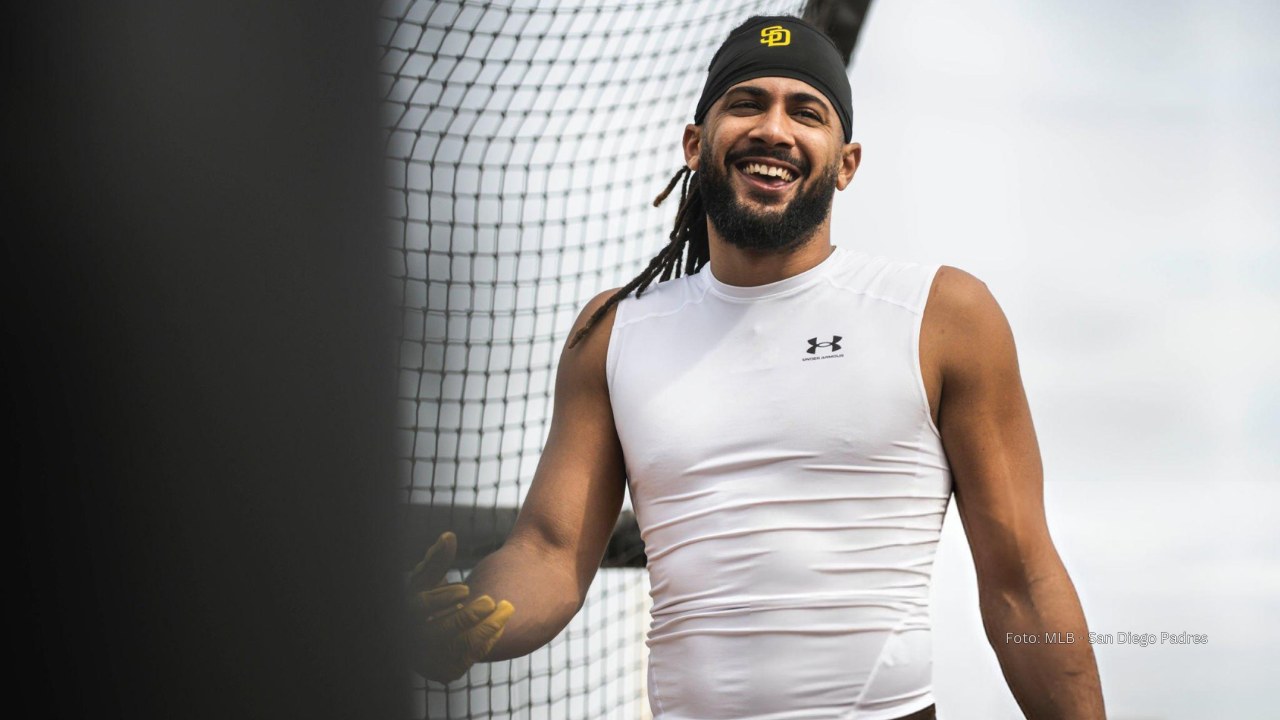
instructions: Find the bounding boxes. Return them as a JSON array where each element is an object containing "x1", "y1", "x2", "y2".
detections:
[{"x1": 409, "y1": 532, "x2": 516, "y2": 682}]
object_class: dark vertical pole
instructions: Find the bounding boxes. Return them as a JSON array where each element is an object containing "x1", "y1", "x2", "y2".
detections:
[
  {"x1": 803, "y1": 0, "x2": 876, "y2": 65},
  {"x1": 7, "y1": 2, "x2": 403, "y2": 718}
]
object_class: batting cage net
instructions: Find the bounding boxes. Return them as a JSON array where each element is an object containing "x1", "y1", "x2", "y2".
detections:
[{"x1": 379, "y1": 0, "x2": 823, "y2": 716}]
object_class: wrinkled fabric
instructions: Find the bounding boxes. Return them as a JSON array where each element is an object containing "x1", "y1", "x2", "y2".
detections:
[{"x1": 607, "y1": 247, "x2": 951, "y2": 719}]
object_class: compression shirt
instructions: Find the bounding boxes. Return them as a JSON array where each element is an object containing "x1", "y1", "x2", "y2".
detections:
[{"x1": 606, "y1": 246, "x2": 952, "y2": 720}]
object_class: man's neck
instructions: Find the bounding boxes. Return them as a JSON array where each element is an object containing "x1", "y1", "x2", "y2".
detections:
[{"x1": 704, "y1": 226, "x2": 835, "y2": 287}]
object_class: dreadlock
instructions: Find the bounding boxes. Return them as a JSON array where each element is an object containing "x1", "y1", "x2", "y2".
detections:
[{"x1": 566, "y1": 165, "x2": 711, "y2": 349}]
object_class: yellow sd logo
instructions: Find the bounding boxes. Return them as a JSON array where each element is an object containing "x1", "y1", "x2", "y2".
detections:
[{"x1": 760, "y1": 25, "x2": 791, "y2": 47}]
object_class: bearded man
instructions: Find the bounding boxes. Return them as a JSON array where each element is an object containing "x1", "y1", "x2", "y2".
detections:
[{"x1": 410, "y1": 15, "x2": 1105, "y2": 720}]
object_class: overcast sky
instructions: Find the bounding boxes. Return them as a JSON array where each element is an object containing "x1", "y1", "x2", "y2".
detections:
[{"x1": 834, "y1": 1, "x2": 1278, "y2": 717}]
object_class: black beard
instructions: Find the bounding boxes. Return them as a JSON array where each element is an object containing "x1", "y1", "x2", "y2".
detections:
[{"x1": 698, "y1": 146, "x2": 839, "y2": 254}]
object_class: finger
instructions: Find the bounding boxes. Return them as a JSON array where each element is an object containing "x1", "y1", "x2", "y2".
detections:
[
  {"x1": 432, "y1": 595, "x2": 497, "y2": 638},
  {"x1": 422, "y1": 601, "x2": 513, "y2": 683},
  {"x1": 461, "y1": 600, "x2": 515, "y2": 664},
  {"x1": 417, "y1": 583, "x2": 469, "y2": 613},
  {"x1": 409, "y1": 531, "x2": 456, "y2": 591}
]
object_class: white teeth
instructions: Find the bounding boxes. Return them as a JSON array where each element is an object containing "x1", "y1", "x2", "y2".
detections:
[{"x1": 743, "y1": 163, "x2": 793, "y2": 182}]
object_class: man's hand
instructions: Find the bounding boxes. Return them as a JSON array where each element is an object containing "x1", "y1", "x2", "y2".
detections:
[{"x1": 409, "y1": 532, "x2": 515, "y2": 683}]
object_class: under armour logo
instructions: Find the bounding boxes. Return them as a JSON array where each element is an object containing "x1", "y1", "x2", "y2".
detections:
[
  {"x1": 760, "y1": 25, "x2": 791, "y2": 47},
  {"x1": 807, "y1": 336, "x2": 842, "y2": 354}
]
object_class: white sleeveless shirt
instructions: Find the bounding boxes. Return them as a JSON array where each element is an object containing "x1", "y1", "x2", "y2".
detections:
[{"x1": 606, "y1": 246, "x2": 952, "y2": 720}]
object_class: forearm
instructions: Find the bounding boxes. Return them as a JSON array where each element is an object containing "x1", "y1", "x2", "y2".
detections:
[
  {"x1": 462, "y1": 536, "x2": 584, "y2": 661},
  {"x1": 981, "y1": 561, "x2": 1105, "y2": 719}
]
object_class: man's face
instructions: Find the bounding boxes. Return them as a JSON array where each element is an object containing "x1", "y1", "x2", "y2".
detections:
[{"x1": 686, "y1": 76, "x2": 858, "y2": 253}]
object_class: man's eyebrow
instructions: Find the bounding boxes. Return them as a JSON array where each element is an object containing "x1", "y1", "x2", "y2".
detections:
[
  {"x1": 724, "y1": 85, "x2": 831, "y2": 114},
  {"x1": 788, "y1": 91, "x2": 831, "y2": 114}
]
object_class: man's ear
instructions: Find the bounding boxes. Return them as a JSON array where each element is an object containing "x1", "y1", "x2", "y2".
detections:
[
  {"x1": 683, "y1": 124, "x2": 702, "y2": 170},
  {"x1": 836, "y1": 142, "x2": 862, "y2": 191}
]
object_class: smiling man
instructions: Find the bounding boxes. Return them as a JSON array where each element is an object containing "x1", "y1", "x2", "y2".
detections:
[{"x1": 410, "y1": 15, "x2": 1105, "y2": 719}]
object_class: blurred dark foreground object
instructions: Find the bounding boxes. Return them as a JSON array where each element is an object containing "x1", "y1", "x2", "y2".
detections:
[{"x1": 6, "y1": 2, "x2": 403, "y2": 718}]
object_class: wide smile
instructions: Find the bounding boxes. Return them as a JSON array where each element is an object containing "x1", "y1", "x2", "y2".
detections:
[{"x1": 732, "y1": 157, "x2": 803, "y2": 197}]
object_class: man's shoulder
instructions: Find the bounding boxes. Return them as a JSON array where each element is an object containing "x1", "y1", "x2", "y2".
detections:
[
  {"x1": 830, "y1": 250, "x2": 946, "y2": 312},
  {"x1": 925, "y1": 265, "x2": 1002, "y2": 325},
  {"x1": 566, "y1": 286, "x2": 626, "y2": 353},
  {"x1": 922, "y1": 265, "x2": 1016, "y2": 378},
  {"x1": 610, "y1": 271, "x2": 710, "y2": 327}
]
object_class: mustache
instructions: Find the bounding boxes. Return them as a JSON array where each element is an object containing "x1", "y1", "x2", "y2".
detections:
[{"x1": 722, "y1": 147, "x2": 809, "y2": 175}]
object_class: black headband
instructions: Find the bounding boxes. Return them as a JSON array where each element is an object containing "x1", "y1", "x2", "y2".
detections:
[{"x1": 694, "y1": 16, "x2": 853, "y2": 142}]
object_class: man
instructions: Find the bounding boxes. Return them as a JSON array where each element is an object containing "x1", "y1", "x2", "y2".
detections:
[{"x1": 410, "y1": 15, "x2": 1105, "y2": 719}]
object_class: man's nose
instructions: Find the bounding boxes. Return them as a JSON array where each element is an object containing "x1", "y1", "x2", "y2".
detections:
[{"x1": 746, "y1": 104, "x2": 795, "y2": 147}]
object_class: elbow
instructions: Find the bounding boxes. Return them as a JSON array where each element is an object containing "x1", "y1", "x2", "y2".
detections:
[
  {"x1": 508, "y1": 532, "x2": 593, "y2": 617},
  {"x1": 976, "y1": 554, "x2": 1070, "y2": 622}
]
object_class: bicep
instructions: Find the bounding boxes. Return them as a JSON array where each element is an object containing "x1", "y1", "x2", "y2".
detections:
[
  {"x1": 931, "y1": 269, "x2": 1057, "y2": 592},
  {"x1": 507, "y1": 290, "x2": 628, "y2": 592}
]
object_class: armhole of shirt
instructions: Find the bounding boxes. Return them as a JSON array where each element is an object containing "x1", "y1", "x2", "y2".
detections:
[
  {"x1": 912, "y1": 264, "x2": 944, "y2": 441},
  {"x1": 605, "y1": 294, "x2": 627, "y2": 398}
]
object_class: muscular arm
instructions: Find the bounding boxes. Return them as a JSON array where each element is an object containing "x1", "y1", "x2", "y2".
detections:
[
  {"x1": 463, "y1": 289, "x2": 628, "y2": 661},
  {"x1": 925, "y1": 267, "x2": 1105, "y2": 719}
]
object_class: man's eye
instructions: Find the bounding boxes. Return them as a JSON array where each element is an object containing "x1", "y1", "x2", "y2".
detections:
[
  {"x1": 730, "y1": 101, "x2": 761, "y2": 110},
  {"x1": 796, "y1": 109, "x2": 822, "y2": 121}
]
